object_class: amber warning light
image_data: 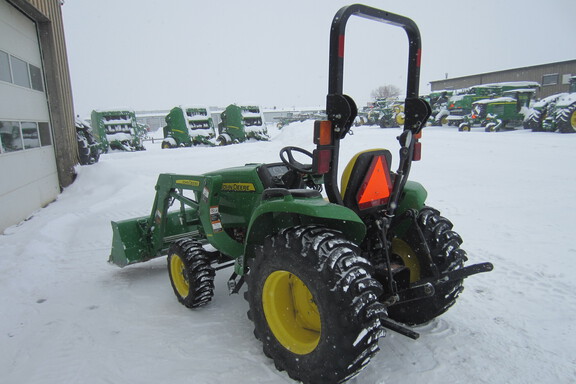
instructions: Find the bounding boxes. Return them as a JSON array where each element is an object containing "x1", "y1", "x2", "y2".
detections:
[{"x1": 313, "y1": 121, "x2": 333, "y2": 174}]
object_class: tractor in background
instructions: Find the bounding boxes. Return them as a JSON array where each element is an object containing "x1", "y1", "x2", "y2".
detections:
[
  {"x1": 425, "y1": 90, "x2": 452, "y2": 126},
  {"x1": 75, "y1": 118, "x2": 101, "y2": 165},
  {"x1": 216, "y1": 104, "x2": 269, "y2": 145},
  {"x1": 525, "y1": 76, "x2": 576, "y2": 133},
  {"x1": 446, "y1": 82, "x2": 539, "y2": 127},
  {"x1": 162, "y1": 106, "x2": 215, "y2": 148},
  {"x1": 458, "y1": 89, "x2": 536, "y2": 132}
]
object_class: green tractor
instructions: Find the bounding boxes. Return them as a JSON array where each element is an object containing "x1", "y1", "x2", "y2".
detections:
[
  {"x1": 216, "y1": 104, "x2": 269, "y2": 145},
  {"x1": 374, "y1": 97, "x2": 405, "y2": 128},
  {"x1": 446, "y1": 82, "x2": 539, "y2": 127},
  {"x1": 458, "y1": 89, "x2": 536, "y2": 132},
  {"x1": 108, "y1": 5, "x2": 493, "y2": 383},
  {"x1": 90, "y1": 110, "x2": 146, "y2": 152},
  {"x1": 426, "y1": 90, "x2": 452, "y2": 126},
  {"x1": 162, "y1": 106, "x2": 215, "y2": 148},
  {"x1": 527, "y1": 76, "x2": 576, "y2": 133},
  {"x1": 274, "y1": 112, "x2": 310, "y2": 129}
]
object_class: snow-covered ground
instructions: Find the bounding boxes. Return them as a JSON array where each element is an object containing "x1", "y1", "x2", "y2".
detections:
[{"x1": 1, "y1": 122, "x2": 575, "y2": 383}]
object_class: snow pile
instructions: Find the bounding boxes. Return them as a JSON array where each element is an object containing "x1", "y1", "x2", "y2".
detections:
[{"x1": 1, "y1": 122, "x2": 575, "y2": 383}]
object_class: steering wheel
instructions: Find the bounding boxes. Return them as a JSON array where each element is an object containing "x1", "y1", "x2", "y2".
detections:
[{"x1": 279, "y1": 146, "x2": 314, "y2": 174}]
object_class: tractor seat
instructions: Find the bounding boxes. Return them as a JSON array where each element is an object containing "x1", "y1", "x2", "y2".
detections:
[{"x1": 341, "y1": 149, "x2": 393, "y2": 214}]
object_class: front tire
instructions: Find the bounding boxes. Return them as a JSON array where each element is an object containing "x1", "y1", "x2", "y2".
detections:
[
  {"x1": 387, "y1": 207, "x2": 468, "y2": 325},
  {"x1": 246, "y1": 226, "x2": 386, "y2": 384},
  {"x1": 167, "y1": 239, "x2": 215, "y2": 308}
]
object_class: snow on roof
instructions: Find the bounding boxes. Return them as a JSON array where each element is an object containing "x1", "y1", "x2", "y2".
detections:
[
  {"x1": 556, "y1": 93, "x2": 576, "y2": 107},
  {"x1": 503, "y1": 89, "x2": 537, "y2": 94},
  {"x1": 473, "y1": 97, "x2": 517, "y2": 104},
  {"x1": 533, "y1": 93, "x2": 569, "y2": 108},
  {"x1": 478, "y1": 81, "x2": 540, "y2": 88}
]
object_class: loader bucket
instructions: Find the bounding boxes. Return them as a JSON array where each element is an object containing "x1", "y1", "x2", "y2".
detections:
[
  {"x1": 109, "y1": 216, "x2": 152, "y2": 267},
  {"x1": 109, "y1": 209, "x2": 202, "y2": 267}
]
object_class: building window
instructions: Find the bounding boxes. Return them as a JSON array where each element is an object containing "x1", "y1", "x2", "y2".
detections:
[
  {"x1": 0, "y1": 49, "x2": 45, "y2": 92},
  {"x1": 0, "y1": 121, "x2": 51, "y2": 154},
  {"x1": 542, "y1": 73, "x2": 559, "y2": 86},
  {"x1": 10, "y1": 55, "x2": 30, "y2": 88},
  {"x1": 0, "y1": 121, "x2": 23, "y2": 153},
  {"x1": 29, "y1": 64, "x2": 44, "y2": 92},
  {"x1": 0, "y1": 50, "x2": 11, "y2": 83},
  {"x1": 38, "y1": 122, "x2": 52, "y2": 146},
  {"x1": 21, "y1": 122, "x2": 40, "y2": 149}
]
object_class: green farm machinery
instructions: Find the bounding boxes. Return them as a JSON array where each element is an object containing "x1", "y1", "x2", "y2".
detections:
[
  {"x1": 426, "y1": 90, "x2": 452, "y2": 126},
  {"x1": 90, "y1": 110, "x2": 146, "y2": 152},
  {"x1": 446, "y1": 82, "x2": 539, "y2": 126},
  {"x1": 375, "y1": 97, "x2": 405, "y2": 128},
  {"x1": 458, "y1": 89, "x2": 536, "y2": 132},
  {"x1": 109, "y1": 5, "x2": 493, "y2": 383},
  {"x1": 356, "y1": 98, "x2": 405, "y2": 128},
  {"x1": 75, "y1": 118, "x2": 101, "y2": 165},
  {"x1": 162, "y1": 106, "x2": 215, "y2": 148},
  {"x1": 216, "y1": 104, "x2": 269, "y2": 145},
  {"x1": 526, "y1": 76, "x2": 576, "y2": 133}
]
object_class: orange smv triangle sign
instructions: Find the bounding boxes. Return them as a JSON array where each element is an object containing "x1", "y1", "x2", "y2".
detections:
[{"x1": 357, "y1": 155, "x2": 392, "y2": 210}]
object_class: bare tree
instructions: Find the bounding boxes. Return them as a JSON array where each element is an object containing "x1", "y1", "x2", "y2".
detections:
[{"x1": 371, "y1": 85, "x2": 401, "y2": 100}]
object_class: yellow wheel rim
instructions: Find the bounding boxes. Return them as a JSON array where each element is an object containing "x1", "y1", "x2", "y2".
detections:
[
  {"x1": 170, "y1": 254, "x2": 189, "y2": 298},
  {"x1": 391, "y1": 238, "x2": 421, "y2": 283},
  {"x1": 396, "y1": 112, "x2": 405, "y2": 125},
  {"x1": 570, "y1": 109, "x2": 576, "y2": 129},
  {"x1": 262, "y1": 271, "x2": 321, "y2": 355}
]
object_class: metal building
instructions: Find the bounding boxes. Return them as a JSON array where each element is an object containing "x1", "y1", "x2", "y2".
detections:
[
  {"x1": 0, "y1": 0, "x2": 77, "y2": 233},
  {"x1": 430, "y1": 60, "x2": 576, "y2": 99}
]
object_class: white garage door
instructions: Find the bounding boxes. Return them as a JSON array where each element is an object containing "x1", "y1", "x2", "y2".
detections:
[{"x1": 0, "y1": 0, "x2": 60, "y2": 232}]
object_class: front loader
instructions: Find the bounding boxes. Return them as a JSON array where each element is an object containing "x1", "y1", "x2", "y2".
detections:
[{"x1": 109, "y1": 5, "x2": 493, "y2": 384}]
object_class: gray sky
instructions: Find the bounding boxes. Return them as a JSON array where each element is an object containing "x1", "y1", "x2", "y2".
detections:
[{"x1": 62, "y1": 0, "x2": 576, "y2": 118}]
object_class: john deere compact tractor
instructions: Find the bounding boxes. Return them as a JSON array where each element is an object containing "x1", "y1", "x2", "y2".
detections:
[{"x1": 109, "y1": 5, "x2": 493, "y2": 383}]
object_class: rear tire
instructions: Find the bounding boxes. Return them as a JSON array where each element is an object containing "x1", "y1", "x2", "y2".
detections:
[
  {"x1": 167, "y1": 239, "x2": 215, "y2": 308},
  {"x1": 524, "y1": 109, "x2": 544, "y2": 131},
  {"x1": 246, "y1": 226, "x2": 386, "y2": 384},
  {"x1": 557, "y1": 103, "x2": 576, "y2": 133},
  {"x1": 387, "y1": 207, "x2": 468, "y2": 326}
]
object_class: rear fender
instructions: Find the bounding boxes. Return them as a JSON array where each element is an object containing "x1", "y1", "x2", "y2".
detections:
[
  {"x1": 391, "y1": 180, "x2": 428, "y2": 237},
  {"x1": 238, "y1": 193, "x2": 366, "y2": 275}
]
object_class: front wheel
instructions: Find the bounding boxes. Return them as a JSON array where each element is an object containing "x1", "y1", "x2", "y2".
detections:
[
  {"x1": 387, "y1": 207, "x2": 468, "y2": 325},
  {"x1": 485, "y1": 122, "x2": 497, "y2": 132},
  {"x1": 167, "y1": 239, "x2": 215, "y2": 308},
  {"x1": 458, "y1": 122, "x2": 470, "y2": 132},
  {"x1": 246, "y1": 226, "x2": 386, "y2": 384}
]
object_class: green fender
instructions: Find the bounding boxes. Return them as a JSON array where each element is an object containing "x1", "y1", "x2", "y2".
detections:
[
  {"x1": 237, "y1": 193, "x2": 366, "y2": 275},
  {"x1": 397, "y1": 180, "x2": 428, "y2": 214},
  {"x1": 391, "y1": 180, "x2": 428, "y2": 238}
]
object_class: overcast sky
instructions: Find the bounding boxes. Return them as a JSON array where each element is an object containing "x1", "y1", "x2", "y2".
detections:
[{"x1": 61, "y1": 0, "x2": 576, "y2": 118}]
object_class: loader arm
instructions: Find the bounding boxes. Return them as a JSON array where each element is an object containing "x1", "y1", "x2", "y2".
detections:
[{"x1": 109, "y1": 173, "x2": 241, "y2": 267}]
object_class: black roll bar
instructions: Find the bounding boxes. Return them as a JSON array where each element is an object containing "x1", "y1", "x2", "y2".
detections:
[{"x1": 323, "y1": 4, "x2": 431, "y2": 207}]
